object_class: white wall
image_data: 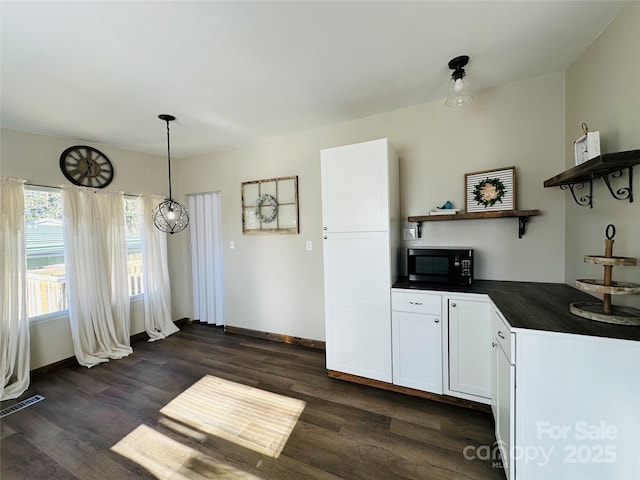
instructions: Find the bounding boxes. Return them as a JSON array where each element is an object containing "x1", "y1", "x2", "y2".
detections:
[
  {"x1": 171, "y1": 73, "x2": 567, "y2": 342},
  {"x1": 565, "y1": 1, "x2": 640, "y2": 309},
  {"x1": 0, "y1": 128, "x2": 168, "y2": 369}
]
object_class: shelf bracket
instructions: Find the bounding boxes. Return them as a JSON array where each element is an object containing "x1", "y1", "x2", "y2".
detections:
[
  {"x1": 518, "y1": 216, "x2": 530, "y2": 239},
  {"x1": 561, "y1": 181, "x2": 593, "y2": 208},
  {"x1": 416, "y1": 222, "x2": 422, "y2": 239},
  {"x1": 601, "y1": 167, "x2": 633, "y2": 203}
]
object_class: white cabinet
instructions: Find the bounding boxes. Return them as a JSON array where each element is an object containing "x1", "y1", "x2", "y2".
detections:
[
  {"x1": 321, "y1": 139, "x2": 399, "y2": 383},
  {"x1": 491, "y1": 307, "x2": 515, "y2": 480},
  {"x1": 323, "y1": 232, "x2": 392, "y2": 381},
  {"x1": 446, "y1": 297, "x2": 491, "y2": 402},
  {"x1": 321, "y1": 139, "x2": 393, "y2": 232},
  {"x1": 391, "y1": 290, "x2": 442, "y2": 394}
]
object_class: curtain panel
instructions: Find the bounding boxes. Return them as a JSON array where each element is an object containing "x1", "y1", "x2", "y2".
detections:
[
  {"x1": 62, "y1": 186, "x2": 132, "y2": 367},
  {"x1": 0, "y1": 177, "x2": 30, "y2": 400},
  {"x1": 139, "y1": 195, "x2": 178, "y2": 341}
]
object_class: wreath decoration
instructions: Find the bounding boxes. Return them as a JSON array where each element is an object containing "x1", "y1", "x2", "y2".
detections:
[
  {"x1": 473, "y1": 177, "x2": 506, "y2": 208},
  {"x1": 254, "y1": 194, "x2": 279, "y2": 223}
]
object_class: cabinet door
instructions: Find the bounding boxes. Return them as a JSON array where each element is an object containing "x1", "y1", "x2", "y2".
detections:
[
  {"x1": 323, "y1": 231, "x2": 392, "y2": 382},
  {"x1": 392, "y1": 311, "x2": 443, "y2": 394},
  {"x1": 320, "y1": 139, "x2": 390, "y2": 232},
  {"x1": 496, "y1": 343, "x2": 515, "y2": 480},
  {"x1": 491, "y1": 338, "x2": 498, "y2": 418},
  {"x1": 448, "y1": 298, "x2": 491, "y2": 399}
]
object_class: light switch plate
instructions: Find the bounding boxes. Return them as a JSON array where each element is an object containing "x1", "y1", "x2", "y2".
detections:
[{"x1": 403, "y1": 227, "x2": 417, "y2": 241}]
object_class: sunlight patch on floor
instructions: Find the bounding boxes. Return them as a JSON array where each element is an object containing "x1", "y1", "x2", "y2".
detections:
[
  {"x1": 111, "y1": 424, "x2": 262, "y2": 479},
  {"x1": 160, "y1": 375, "x2": 306, "y2": 458}
]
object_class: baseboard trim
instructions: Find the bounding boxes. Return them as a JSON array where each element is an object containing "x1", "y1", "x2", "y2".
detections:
[
  {"x1": 31, "y1": 356, "x2": 80, "y2": 379},
  {"x1": 30, "y1": 317, "x2": 191, "y2": 378},
  {"x1": 327, "y1": 369, "x2": 491, "y2": 413},
  {"x1": 224, "y1": 325, "x2": 326, "y2": 350}
]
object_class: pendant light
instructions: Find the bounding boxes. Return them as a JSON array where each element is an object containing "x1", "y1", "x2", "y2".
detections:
[
  {"x1": 153, "y1": 114, "x2": 189, "y2": 234},
  {"x1": 445, "y1": 55, "x2": 473, "y2": 107}
]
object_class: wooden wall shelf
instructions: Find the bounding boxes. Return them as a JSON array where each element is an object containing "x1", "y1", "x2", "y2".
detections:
[
  {"x1": 543, "y1": 150, "x2": 640, "y2": 208},
  {"x1": 408, "y1": 210, "x2": 541, "y2": 239}
]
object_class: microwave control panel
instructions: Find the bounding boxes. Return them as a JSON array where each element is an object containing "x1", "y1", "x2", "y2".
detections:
[{"x1": 461, "y1": 259, "x2": 472, "y2": 277}]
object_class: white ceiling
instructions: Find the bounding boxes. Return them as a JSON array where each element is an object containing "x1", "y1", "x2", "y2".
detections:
[{"x1": 0, "y1": 1, "x2": 628, "y2": 158}]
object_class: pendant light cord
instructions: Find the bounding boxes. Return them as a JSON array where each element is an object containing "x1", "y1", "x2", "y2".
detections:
[{"x1": 165, "y1": 119, "x2": 173, "y2": 201}]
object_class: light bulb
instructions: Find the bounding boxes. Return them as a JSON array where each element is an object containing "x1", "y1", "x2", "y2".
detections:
[
  {"x1": 454, "y1": 78, "x2": 464, "y2": 92},
  {"x1": 167, "y1": 209, "x2": 176, "y2": 220}
]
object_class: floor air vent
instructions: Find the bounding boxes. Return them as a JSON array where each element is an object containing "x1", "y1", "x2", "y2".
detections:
[{"x1": 0, "y1": 394, "x2": 45, "y2": 418}]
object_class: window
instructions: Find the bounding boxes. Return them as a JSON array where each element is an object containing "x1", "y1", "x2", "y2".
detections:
[
  {"x1": 25, "y1": 188, "x2": 66, "y2": 318},
  {"x1": 25, "y1": 189, "x2": 145, "y2": 319},
  {"x1": 124, "y1": 196, "x2": 143, "y2": 296}
]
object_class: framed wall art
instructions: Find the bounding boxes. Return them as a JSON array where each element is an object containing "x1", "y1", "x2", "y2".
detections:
[
  {"x1": 241, "y1": 175, "x2": 299, "y2": 234},
  {"x1": 465, "y1": 166, "x2": 516, "y2": 213}
]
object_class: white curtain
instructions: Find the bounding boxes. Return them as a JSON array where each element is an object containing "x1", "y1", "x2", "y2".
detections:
[
  {"x1": 0, "y1": 177, "x2": 30, "y2": 400},
  {"x1": 62, "y1": 186, "x2": 132, "y2": 367},
  {"x1": 139, "y1": 195, "x2": 178, "y2": 341},
  {"x1": 189, "y1": 192, "x2": 225, "y2": 325}
]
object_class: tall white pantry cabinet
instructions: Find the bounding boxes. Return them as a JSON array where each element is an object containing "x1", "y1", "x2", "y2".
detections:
[{"x1": 321, "y1": 138, "x2": 400, "y2": 382}]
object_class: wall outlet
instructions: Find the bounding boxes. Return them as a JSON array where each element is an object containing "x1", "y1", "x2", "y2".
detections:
[
  {"x1": 229, "y1": 240, "x2": 235, "y2": 250},
  {"x1": 306, "y1": 240, "x2": 313, "y2": 251},
  {"x1": 403, "y1": 227, "x2": 417, "y2": 241}
]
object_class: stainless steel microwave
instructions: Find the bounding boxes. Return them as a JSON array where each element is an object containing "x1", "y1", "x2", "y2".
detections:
[{"x1": 407, "y1": 247, "x2": 474, "y2": 286}]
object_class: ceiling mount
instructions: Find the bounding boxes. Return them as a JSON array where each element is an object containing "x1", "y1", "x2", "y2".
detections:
[
  {"x1": 158, "y1": 114, "x2": 176, "y2": 122},
  {"x1": 448, "y1": 55, "x2": 469, "y2": 80}
]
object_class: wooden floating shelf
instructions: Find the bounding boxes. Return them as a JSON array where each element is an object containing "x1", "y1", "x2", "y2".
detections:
[
  {"x1": 408, "y1": 210, "x2": 541, "y2": 239},
  {"x1": 543, "y1": 150, "x2": 640, "y2": 207}
]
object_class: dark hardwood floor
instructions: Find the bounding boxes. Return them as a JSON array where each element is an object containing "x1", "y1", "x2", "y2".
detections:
[{"x1": 1, "y1": 323, "x2": 505, "y2": 479}]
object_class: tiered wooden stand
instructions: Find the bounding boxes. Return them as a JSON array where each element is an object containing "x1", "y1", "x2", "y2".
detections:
[{"x1": 570, "y1": 225, "x2": 640, "y2": 325}]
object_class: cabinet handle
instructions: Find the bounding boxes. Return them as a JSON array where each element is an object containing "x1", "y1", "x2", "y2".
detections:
[
  {"x1": 323, "y1": 236, "x2": 328, "y2": 240},
  {"x1": 450, "y1": 302, "x2": 456, "y2": 307},
  {"x1": 434, "y1": 319, "x2": 440, "y2": 323},
  {"x1": 409, "y1": 301, "x2": 423, "y2": 305},
  {"x1": 497, "y1": 331, "x2": 506, "y2": 339},
  {"x1": 323, "y1": 226, "x2": 328, "y2": 231},
  {"x1": 492, "y1": 342, "x2": 497, "y2": 348}
]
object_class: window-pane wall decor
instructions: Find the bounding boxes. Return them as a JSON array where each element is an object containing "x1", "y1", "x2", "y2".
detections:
[{"x1": 241, "y1": 175, "x2": 299, "y2": 234}]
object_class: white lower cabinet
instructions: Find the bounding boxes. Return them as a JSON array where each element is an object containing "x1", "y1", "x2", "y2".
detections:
[
  {"x1": 392, "y1": 311, "x2": 443, "y2": 393},
  {"x1": 446, "y1": 296, "x2": 492, "y2": 403},
  {"x1": 391, "y1": 290, "x2": 442, "y2": 394}
]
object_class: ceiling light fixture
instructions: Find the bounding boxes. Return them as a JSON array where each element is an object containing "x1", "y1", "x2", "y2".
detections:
[
  {"x1": 445, "y1": 55, "x2": 472, "y2": 107},
  {"x1": 153, "y1": 114, "x2": 189, "y2": 234}
]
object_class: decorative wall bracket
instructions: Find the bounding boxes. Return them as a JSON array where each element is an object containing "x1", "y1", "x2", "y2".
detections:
[
  {"x1": 560, "y1": 181, "x2": 593, "y2": 208},
  {"x1": 601, "y1": 168, "x2": 633, "y2": 203}
]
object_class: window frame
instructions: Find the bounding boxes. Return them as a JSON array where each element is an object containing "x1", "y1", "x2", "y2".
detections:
[{"x1": 24, "y1": 187, "x2": 146, "y2": 322}]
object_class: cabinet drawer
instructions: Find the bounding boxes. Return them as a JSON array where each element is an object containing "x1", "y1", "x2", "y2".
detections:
[
  {"x1": 493, "y1": 308, "x2": 514, "y2": 363},
  {"x1": 392, "y1": 290, "x2": 441, "y2": 315}
]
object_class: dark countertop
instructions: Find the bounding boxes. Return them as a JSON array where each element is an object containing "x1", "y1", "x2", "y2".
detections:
[{"x1": 392, "y1": 277, "x2": 640, "y2": 342}]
